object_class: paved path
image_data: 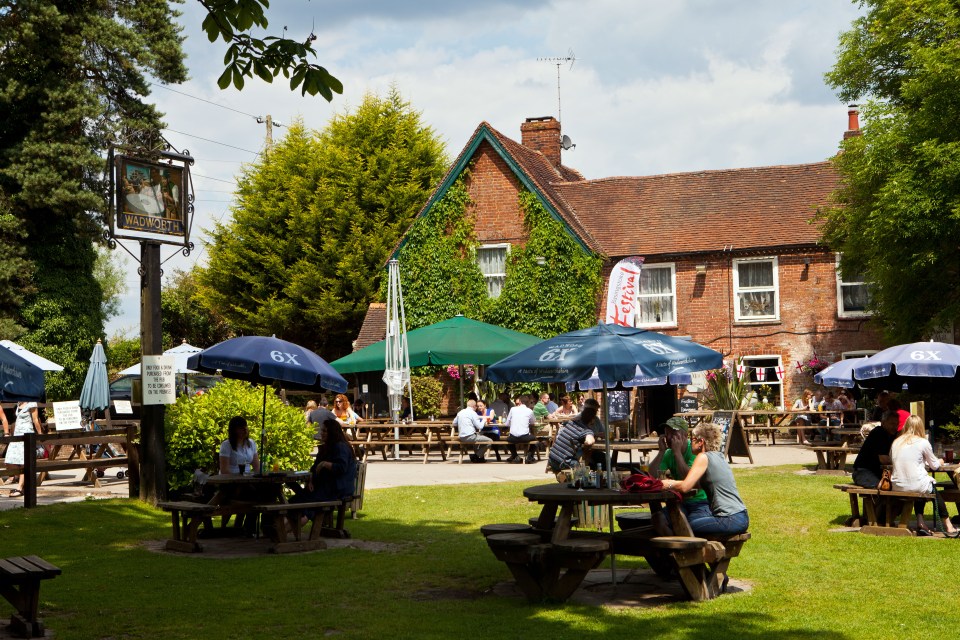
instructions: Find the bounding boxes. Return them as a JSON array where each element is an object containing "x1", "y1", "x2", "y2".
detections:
[{"x1": 0, "y1": 443, "x2": 817, "y2": 510}]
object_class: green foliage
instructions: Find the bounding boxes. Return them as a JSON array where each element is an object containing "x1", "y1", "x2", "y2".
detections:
[
  {"x1": 161, "y1": 269, "x2": 234, "y2": 350},
  {"x1": 821, "y1": 0, "x2": 960, "y2": 341},
  {"x1": 483, "y1": 192, "x2": 603, "y2": 337},
  {"x1": 0, "y1": 0, "x2": 188, "y2": 398},
  {"x1": 701, "y1": 367, "x2": 750, "y2": 410},
  {"x1": 198, "y1": 0, "x2": 343, "y2": 100},
  {"x1": 409, "y1": 375, "x2": 442, "y2": 419},
  {"x1": 396, "y1": 184, "x2": 604, "y2": 338},
  {"x1": 105, "y1": 332, "x2": 141, "y2": 378},
  {"x1": 199, "y1": 90, "x2": 447, "y2": 358},
  {"x1": 164, "y1": 379, "x2": 314, "y2": 491},
  {"x1": 0, "y1": 194, "x2": 32, "y2": 338},
  {"x1": 93, "y1": 246, "x2": 127, "y2": 322},
  {"x1": 393, "y1": 178, "x2": 487, "y2": 328}
]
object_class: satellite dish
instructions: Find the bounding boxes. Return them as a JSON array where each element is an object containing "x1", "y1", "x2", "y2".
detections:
[{"x1": 560, "y1": 134, "x2": 575, "y2": 150}]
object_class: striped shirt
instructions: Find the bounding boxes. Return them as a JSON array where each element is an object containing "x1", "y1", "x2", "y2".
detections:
[{"x1": 548, "y1": 419, "x2": 594, "y2": 472}]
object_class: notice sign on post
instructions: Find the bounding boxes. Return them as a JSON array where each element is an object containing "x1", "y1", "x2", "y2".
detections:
[
  {"x1": 142, "y1": 355, "x2": 176, "y2": 405},
  {"x1": 52, "y1": 400, "x2": 83, "y2": 431}
]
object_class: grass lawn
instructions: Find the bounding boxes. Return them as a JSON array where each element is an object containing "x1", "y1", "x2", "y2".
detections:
[{"x1": 3, "y1": 465, "x2": 959, "y2": 639}]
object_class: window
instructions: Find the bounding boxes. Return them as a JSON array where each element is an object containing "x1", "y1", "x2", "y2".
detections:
[
  {"x1": 742, "y1": 356, "x2": 783, "y2": 408},
  {"x1": 836, "y1": 254, "x2": 872, "y2": 317},
  {"x1": 477, "y1": 244, "x2": 509, "y2": 298},
  {"x1": 636, "y1": 264, "x2": 676, "y2": 327},
  {"x1": 733, "y1": 257, "x2": 779, "y2": 321}
]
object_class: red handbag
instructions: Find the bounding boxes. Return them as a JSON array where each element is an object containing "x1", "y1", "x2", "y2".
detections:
[{"x1": 620, "y1": 472, "x2": 663, "y2": 493}]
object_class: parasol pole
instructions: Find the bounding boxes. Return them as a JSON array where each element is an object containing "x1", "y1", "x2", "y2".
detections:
[
  {"x1": 602, "y1": 382, "x2": 616, "y2": 586},
  {"x1": 260, "y1": 385, "x2": 268, "y2": 474}
]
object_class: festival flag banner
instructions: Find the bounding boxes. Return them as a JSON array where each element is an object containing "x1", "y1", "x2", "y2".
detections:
[{"x1": 604, "y1": 257, "x2": 645, "y2": 326}]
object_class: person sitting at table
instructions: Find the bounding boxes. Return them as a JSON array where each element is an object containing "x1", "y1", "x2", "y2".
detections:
[
  {"x1": 307, "y1": 397, "x2": 337, "y2": 437},
  {"x1": 887, "y1": 397, "x2": 910, "y2": 432},
  {"x1": 303, "y1": 400, "x2": 317, "y2": 423},
  {"x1": 660, "y1": 423, "x2": 749, "y2": 536},
  {"x1": 490, "y1": 392, "x2": 511, "y2": 418},
  {"x1": 817, "y1": 391, "x2": 843, "y2": 440},
  {"x1": 548, "y1": 399, "x2": 602, "y2": 473},
  {"x1": 891, "y1": 415, "x2": 958, "y2": 536},
  {"x1": 219, "y1": 416, "x2": 260, "y2": 475},
  {"x1": 791, "y1": 389, "x2": 814, "y2": 445},
  {"x1": 476, "y1": 400, "x2": 500, "y2": 440},
  {"x1": 300, "y1": 419, "x2": 357, "y2": 501},
  {"x1": 505, "y1": 394, "x2": 537, "y2": 464},
  {"x1": 869, "y1": 390, "x2": 891, "y2": 422},
  {"x1": 649, "y1": 416, "x2": 712, "y2": 527},
  {"x1": 550, "y1": 394, "x2": 578, "y2": 419},
  {"x1": 332, "y1": 394, "x2": 361, "y2": 435},
  {"x1": 455, "y1": 399, "x2": 489, "y2": 463},
  {"x1": 533, "y1": 393, "x2": 552, "y2": 422},
  {"x1": 852, "y1": 408, "x2": 898, "y2": 489},
  {"x1": 399, "y1": 396, "x2": 412, "y2": 422},
  {"x1": 837, "y1": 391, "x2": 857, "y2": 424}
]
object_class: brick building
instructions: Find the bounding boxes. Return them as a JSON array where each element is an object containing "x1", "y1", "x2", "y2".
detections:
[{"x1": 357, "y1": 109, "x2": 882, "y2": 417}]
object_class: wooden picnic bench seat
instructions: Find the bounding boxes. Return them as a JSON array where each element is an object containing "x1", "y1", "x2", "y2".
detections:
[
  {"x1": 808, "y1": 444, "x2": 859, "y2": 473},
  {"x1": 834, "y1": 484, "x2": 952, "y2": 536},
  {"x1": 252, "y1": 500, "x2": 340, "y2": 553},
  {"x1": 157, "y1": 501, "x2": 218, "y2": 553},
  {"x1": 356, "y1": 432, "x2": 448, "y2": 464},
  {"x1": 484, "y1": 532, "x2": 609, "y2": 602},
  {"x1": 447, "y1": 438, "x2": 544, "y2": 464},
  {"x1": 649, "y1": 533, "x2": 749, "y2": 601},
  {"x1": 0, "y1": 555, "x2": 62, "y2": 638}
]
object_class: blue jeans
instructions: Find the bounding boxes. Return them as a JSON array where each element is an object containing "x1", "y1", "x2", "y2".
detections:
[{"x1": 687, "y1": 507, "x2": 749, "y2": 536}]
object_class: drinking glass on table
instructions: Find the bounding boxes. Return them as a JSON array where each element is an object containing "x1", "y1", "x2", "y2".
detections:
[{"x1": 237, "y1": 464, "x2": 246, "y2": 475}]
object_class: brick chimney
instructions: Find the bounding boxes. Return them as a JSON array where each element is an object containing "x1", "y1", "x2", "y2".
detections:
[
  {"x1": 843, "y1": 104, "x2": 861, "y2": 140},
  {"x1": 521, "y1": 116, "x2": 561, "y2": 167}
]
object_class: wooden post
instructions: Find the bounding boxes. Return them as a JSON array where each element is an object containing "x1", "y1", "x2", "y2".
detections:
[
  {"x1": 23, "y1": 432, "x2": 36, "y2": 508},
  {"x1": 139, "y1": 241, "x2": 166, "y2": 504},
  {"x1": 126, "y1": 424, "x2": 140, "y2": 499}
]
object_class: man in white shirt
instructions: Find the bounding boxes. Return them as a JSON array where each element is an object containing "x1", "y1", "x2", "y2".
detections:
[
  {"x1": 455, "y1": 399, "x2": 489, "y2": 463},
  {"x1": 504, "y1": 395, "x2": 537, "y2": 463}
]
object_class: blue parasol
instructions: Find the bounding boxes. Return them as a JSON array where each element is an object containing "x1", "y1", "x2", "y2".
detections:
[
  {"x1": 0, "y1": 347, "x2": 46, "y2": 402},
  {"x1": 79, "y1": 340, "x2": 110, "y2": 413},
  {"x1": 853, "y1": 341, "x2": 960, "y2": 391},
  {"x1": 813, "y1": 357, "x2": 867, "y2": 389},
  {"x1": 187, "y1": 336, "x2": 348, "y2": 470}
]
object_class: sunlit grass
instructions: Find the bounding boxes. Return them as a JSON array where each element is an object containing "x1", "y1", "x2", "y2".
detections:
[{"x1": 2, "y1": 466, "x2": 959, "y2": 639}]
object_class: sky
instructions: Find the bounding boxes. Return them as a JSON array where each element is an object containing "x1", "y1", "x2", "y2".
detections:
[{"x1": 105, "y1": 0, "x2": 864, "y2": 338}]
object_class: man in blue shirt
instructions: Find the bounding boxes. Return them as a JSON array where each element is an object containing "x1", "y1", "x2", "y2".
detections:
[{"x1": 455, "y1": 400, "x2": 489, "y2": 463}]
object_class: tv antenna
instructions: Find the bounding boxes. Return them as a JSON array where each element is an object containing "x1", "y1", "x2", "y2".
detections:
[{"x1": 537, "y1": 48, "x2": 576, "y2": 123}]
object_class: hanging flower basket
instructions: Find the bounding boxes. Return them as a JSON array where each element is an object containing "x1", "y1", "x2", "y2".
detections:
[
  {"x1": 796, "y1": 355, "x2": 830, "y2": 376},
  {"x1": 446, "y1": 364, "x2": 475, "y2": 380}
]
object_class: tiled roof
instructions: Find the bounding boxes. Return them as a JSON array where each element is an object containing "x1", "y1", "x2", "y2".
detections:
[
  {"x1": 354, "y1": 303, "x2": 386, "y2": 350},
  {"x1": 552, "y1": 163, "x2": 838, "y2": 257}
]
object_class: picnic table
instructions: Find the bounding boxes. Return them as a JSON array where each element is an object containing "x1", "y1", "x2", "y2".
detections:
[
  {"x1": 159, "y1": 470, "x2": 351, "y2": 553},
  {"x1": 482, "y1": 483, "x2": 748, "y2": 602},
  {"x1": 350, "y1": 422, "x2": 448, "y2": 463}
]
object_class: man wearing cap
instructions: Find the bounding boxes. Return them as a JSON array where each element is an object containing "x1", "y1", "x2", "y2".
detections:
[
  {"x1": 548, "y1": 398, "x2": 602, "y2": 473},
  {"x1": 649, "y1": 416, "x2": 711, "y2": 523}
]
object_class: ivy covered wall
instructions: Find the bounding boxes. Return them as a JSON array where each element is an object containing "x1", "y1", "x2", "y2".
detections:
[{"x1": 394, "y1": 177, "x2": 604, "y2": 338}]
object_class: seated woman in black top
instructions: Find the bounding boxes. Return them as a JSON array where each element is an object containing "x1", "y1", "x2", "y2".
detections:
[{"x1": 293, "y1": 418, "x2": 358, "y2": 504}]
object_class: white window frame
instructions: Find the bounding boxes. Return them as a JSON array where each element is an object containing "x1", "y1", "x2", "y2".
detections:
[
  {"x1": 841, "y1": 350, "x2": 878, "y2": 359},
  {"x1": 835, "y1": 254, "x2": 872, "y2": 318},
  {"x1": 741, "y1": 355, "x2": 784, "y2": 408},
  {"x1": 477, "y1": 243, "x2": 510, "y2": 298},
  {"x1": 635, "y1": 263, "x2": 676, "y2": 328},
  {"x1": 733, "y1": 257, "x2": 779, "y2": 322}
]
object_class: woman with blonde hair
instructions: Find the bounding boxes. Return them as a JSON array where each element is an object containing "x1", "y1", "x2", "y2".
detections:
[
  {"x1": 791, "y1": 389, "x2": 814, "y2": 445},
  {"x1": 891, "y1": 414, "x2": 958, "y2": 536},
  {"x1": 660, "y1": 423, "x2": 749, "y2": 536}
]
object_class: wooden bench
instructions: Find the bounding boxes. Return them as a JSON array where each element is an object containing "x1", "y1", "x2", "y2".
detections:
[
  {"x1": 355, "y1": 432, "x2": 448, "y2": 464},
  {"x1": 835, "y1": 484, "x2": 956, "y2": 536},
  {"x1": 0, "y1": 555, "x2": 62, "y2": 638},
  {"x1": 834, "y1": 484, "x2": 879, "y2": 527},
  {"x1": 447, "y1": 438, "x2": 544, "y2": 463},
  {"x1": 252, "y1": 500, "x2": 340, "y2": 553},
  {"x1": 484, "y1": 532, "x2": 609, "y2": 602},
  {"x1": 649, "y1": 533, "x2": 750, "y2": 601},
  {"x1": 157, "y1": 501, "x2": 218, "y2": 552},
  {"x1": 808, "y1": 444, "x2": 859, "y2": 472}
]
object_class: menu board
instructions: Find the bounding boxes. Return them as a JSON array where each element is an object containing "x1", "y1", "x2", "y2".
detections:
[
  {"x1": 679, "y1": 397, "x2": 699, "y2": 413},
  {"x1": 711, "y1": 411, "x2": 734, "y2": 454}
]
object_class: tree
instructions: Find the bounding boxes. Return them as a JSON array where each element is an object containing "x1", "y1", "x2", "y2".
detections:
[
  {"x1": 821, "y1": 0, "x2": 960, "y2": 342},
  {"x1": 198, "y1": 0, "x2": 343, "y2": 100},
  {"x1": 94, "y1": 246, "x2": 127, "y2": 323},
  {"x1": 199, "y1": 89, "x2": 448, "y2": 358},
  {"x1": 161, "y1": 269, "x2": 234, "y2": 349}
]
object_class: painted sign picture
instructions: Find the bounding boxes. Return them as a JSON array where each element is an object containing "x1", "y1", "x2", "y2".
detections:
[{"x1": 115, "y1": 157, "x2": 185, "y2": 236}]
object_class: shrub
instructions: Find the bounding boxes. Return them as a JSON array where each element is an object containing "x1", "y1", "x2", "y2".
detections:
[
  {"x1": 164, "y1": 379, "x2": 315, "y2": 491},
  {"x1": 410, "y1": 375, "x2": 442, "y2": 419}
]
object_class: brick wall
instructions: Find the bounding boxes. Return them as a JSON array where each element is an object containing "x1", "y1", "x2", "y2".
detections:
[{"x1": 467, "y1": 141, "x2": 529, "y2": 245}]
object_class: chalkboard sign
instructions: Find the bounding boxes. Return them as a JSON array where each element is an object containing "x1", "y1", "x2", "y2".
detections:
[
  {"x1": 679, "y1": 397, "x2": 699, "y2": 413},
  {"x1": 711, "y1": 411, "x2": 734, "y2": 453},
  {"x1": 606, "y1": 390, "x2": 630, "y2": 421}
]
